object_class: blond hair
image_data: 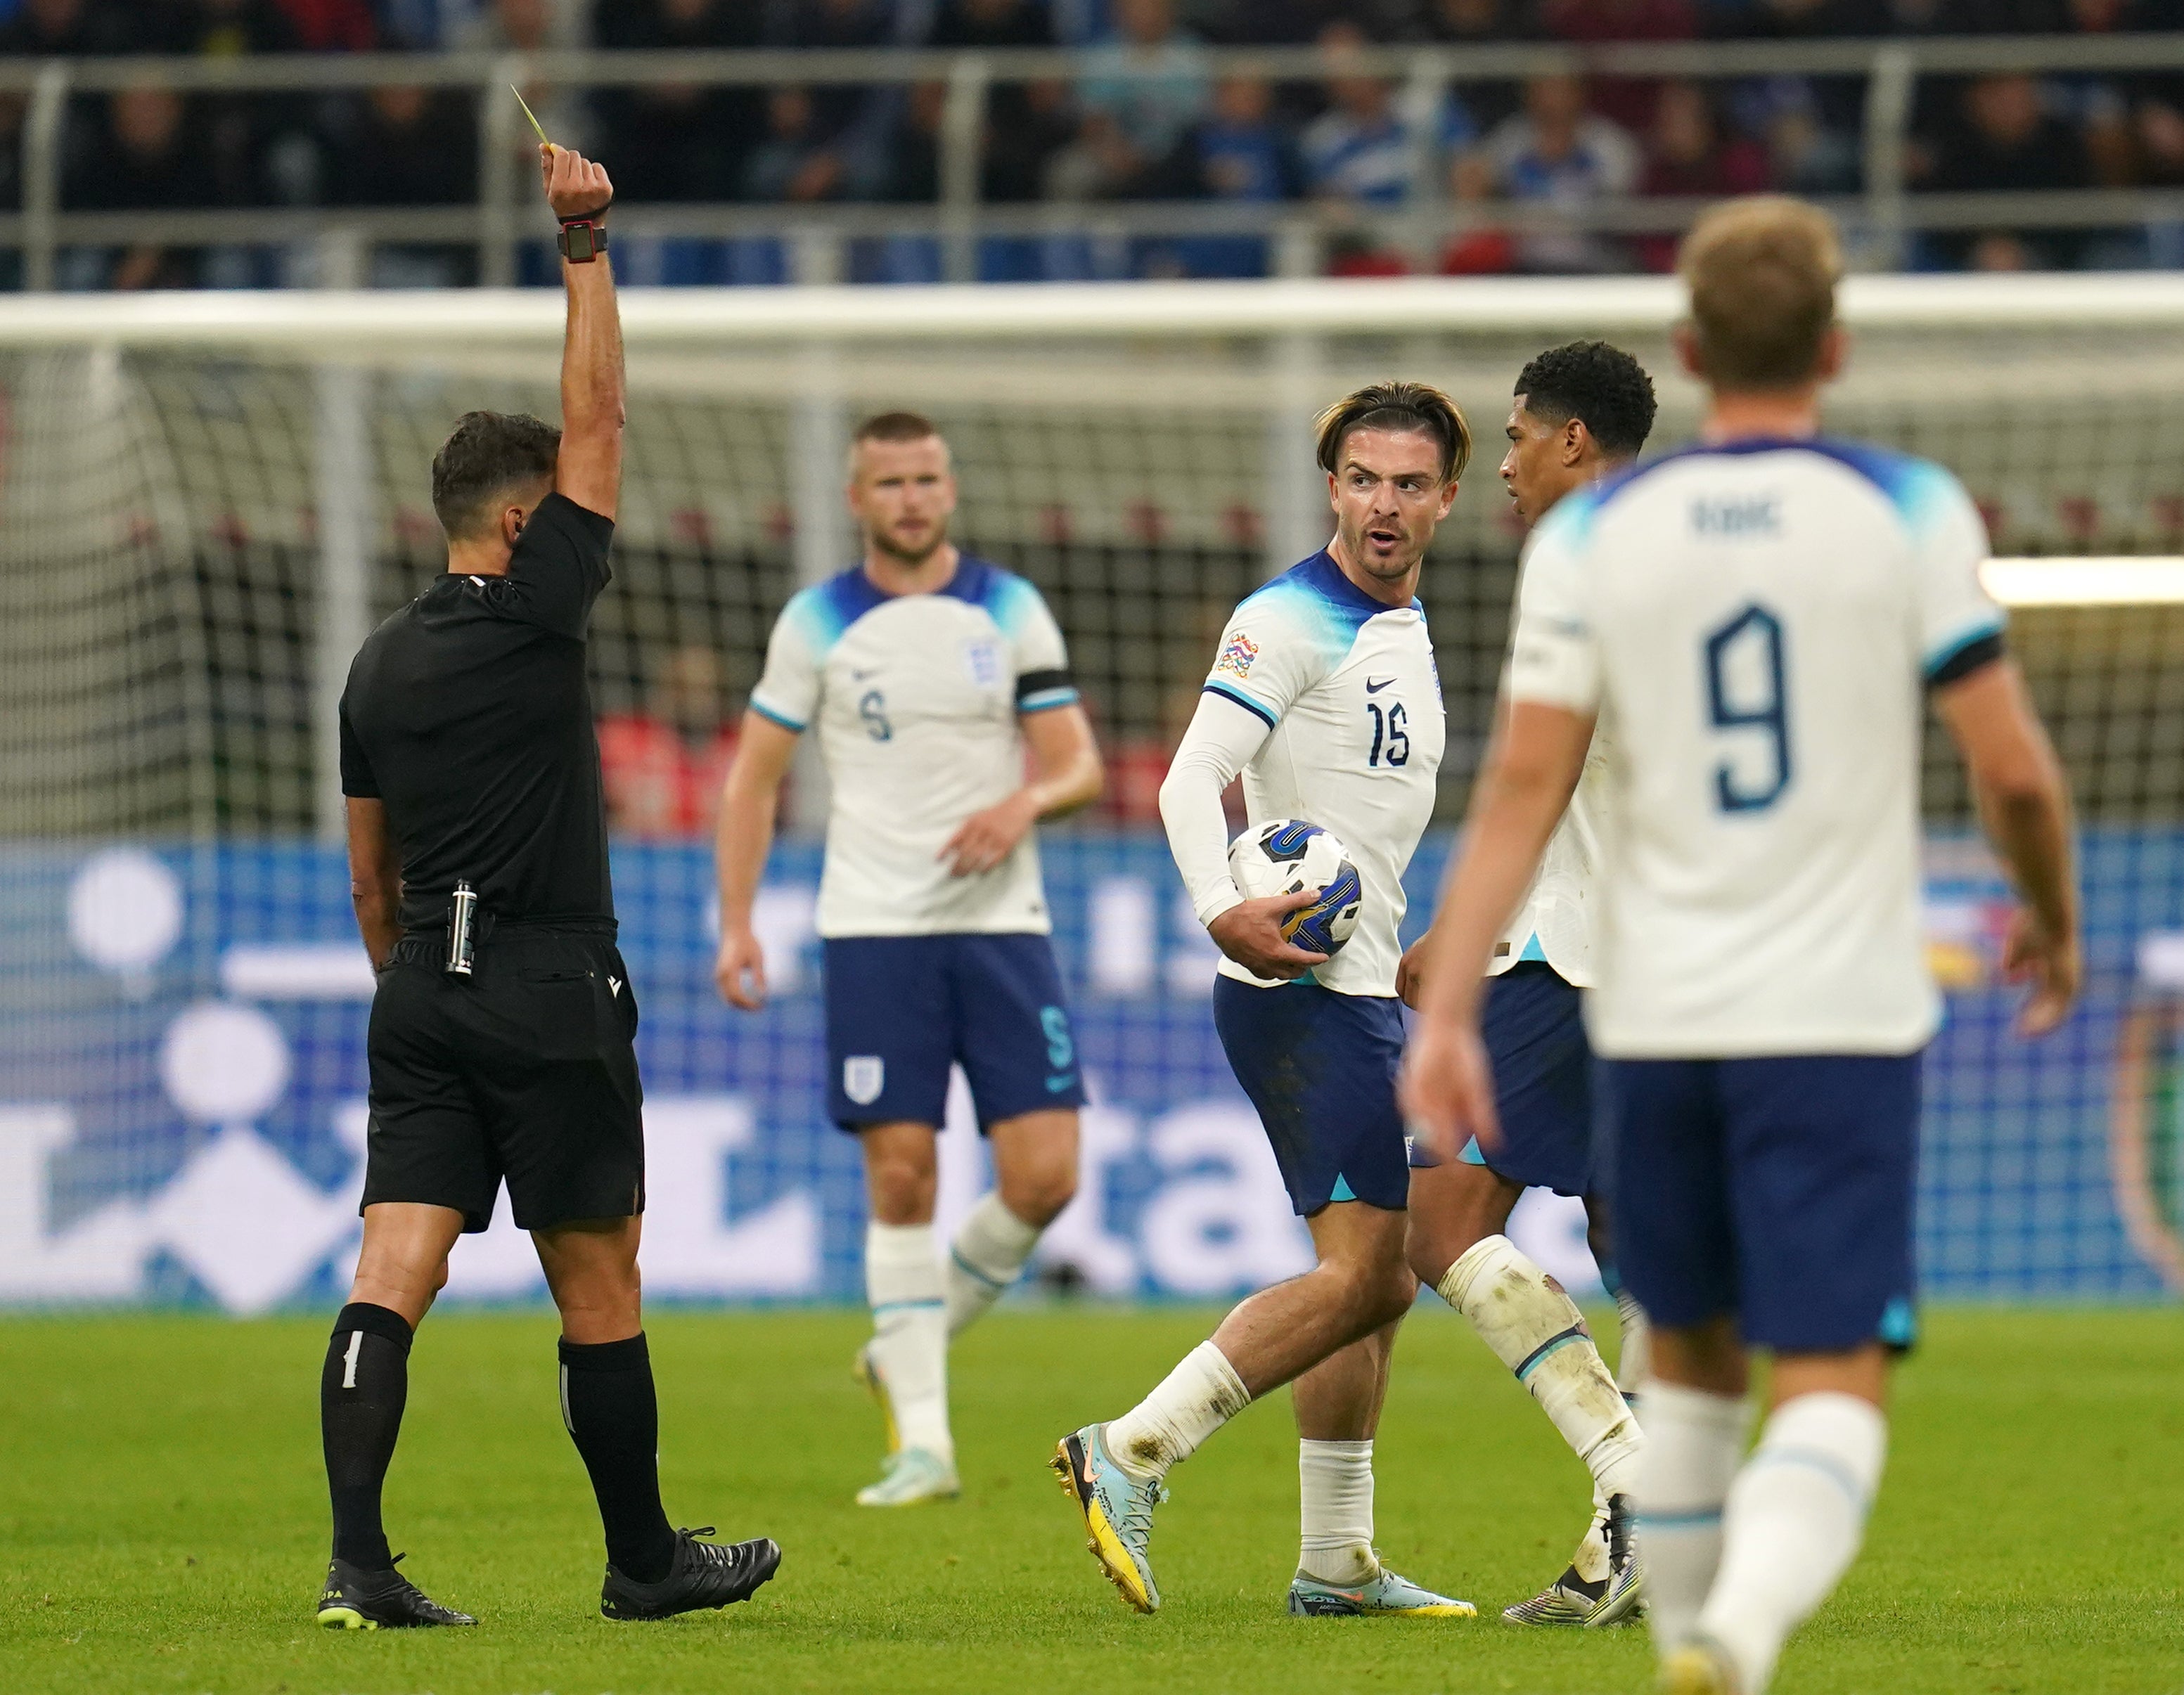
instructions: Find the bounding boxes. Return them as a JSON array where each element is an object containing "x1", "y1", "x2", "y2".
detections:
[
  {"x1": 1678, "y1": 196, "x2": 1844, "y2": 391},
  {"x1": 1314, "y1": 380, "x2": 1472, "y2": 485}
]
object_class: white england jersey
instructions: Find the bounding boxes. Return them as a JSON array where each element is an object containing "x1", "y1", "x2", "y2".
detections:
[
  {"x1": 1491, "y1": 688, "x2": 1611, "y2": 989},
  {"x1": 747, "y1": 557, "x2": 1078, "y2": 939},
  {"x1": 1198, "y1": 550, "x2": 1446, "y2": 996},
  {"x1": 1506, "y1": 437, "x2": 2004, "y2": 1058}
]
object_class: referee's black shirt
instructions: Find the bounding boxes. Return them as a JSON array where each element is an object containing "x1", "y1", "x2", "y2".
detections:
[{"x1": 339, "y1": 493, "x2": 617, "y2": 931}]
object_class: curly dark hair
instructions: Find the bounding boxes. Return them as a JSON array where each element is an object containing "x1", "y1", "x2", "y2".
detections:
[
  {"x1": 1513, "y1": 341, "x2": 1658, "y2": 458},
  {"x1": 430, "y1": 409, "x2": 561, "y2": 541}
]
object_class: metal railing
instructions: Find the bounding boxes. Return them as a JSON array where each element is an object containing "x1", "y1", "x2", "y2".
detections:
[{"x1": 6, "y1": 32, "x2": 2183, "y2": 288}]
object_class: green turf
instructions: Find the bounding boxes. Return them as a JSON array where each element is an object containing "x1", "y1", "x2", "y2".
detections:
[{"x1": 0, "y1": 1306, "x2": 2178, "y2": 1694}]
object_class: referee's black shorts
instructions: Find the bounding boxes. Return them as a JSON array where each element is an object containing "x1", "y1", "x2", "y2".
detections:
[{"x1": 362, "y1": 924, "x2": 645, "y2": 1234}]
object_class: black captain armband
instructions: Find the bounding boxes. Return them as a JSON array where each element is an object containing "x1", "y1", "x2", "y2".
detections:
[
  {"x1": 1015, "y1": 669, "x2": 1078, "y2": 712},
  {"x1": 1928, "y1": 630, "x2": 2006, "y2": 689}
]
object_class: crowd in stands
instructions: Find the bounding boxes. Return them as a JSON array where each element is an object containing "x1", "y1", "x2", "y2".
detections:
[{"x1": 4, "y1": 0, "x2": 2183, "y2": 288}]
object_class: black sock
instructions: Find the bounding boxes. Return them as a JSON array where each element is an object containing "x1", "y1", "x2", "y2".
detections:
[
  {"x1": 321, "y1": 1302, "x2": 413, "y2": 1571},
  {"x1": 559, "y1": 1333, "x2": 677, "y2": 1584}
]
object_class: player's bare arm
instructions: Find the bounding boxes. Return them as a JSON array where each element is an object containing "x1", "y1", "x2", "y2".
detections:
[
  {"x1": 941, "y1": 701, "x2": 1104, "y2": 877},
  {"x1": 1400, "y1": 700, "x2": 1593, "y2": 1156},
  {"x1": 345, "y1": 797, "x2": 402, "y2": 970},
  {"x1": 541, "y1": 143, "x2": 622, "y2": 521},
  {"x1": 1933, "y1": 657, "x2": 2079, "y2": 1034},
  {"x1": 1207, "y1": 890, "x2": 1331, "y2": 981},
  {"x1": 713, "y1": 712, "x2": 800, "y2": 1010}
]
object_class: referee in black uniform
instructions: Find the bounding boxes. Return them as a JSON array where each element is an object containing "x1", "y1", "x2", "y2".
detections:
[{"x1": 315, "y1": 141, "x2": 780, "y2": 1630}]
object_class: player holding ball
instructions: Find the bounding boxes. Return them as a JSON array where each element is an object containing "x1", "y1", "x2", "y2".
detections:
[{"x1": 1053, "y1": 382, "x2": 1472, "y2": 1619}]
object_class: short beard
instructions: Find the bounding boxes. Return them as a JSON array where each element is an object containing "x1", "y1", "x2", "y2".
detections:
[
  {"x1": 870, "y1": 524, "x2": 948, "y2": 567},
  {"x1": 1340, "y1": 523, "x2": 1420, "y2": 579}
]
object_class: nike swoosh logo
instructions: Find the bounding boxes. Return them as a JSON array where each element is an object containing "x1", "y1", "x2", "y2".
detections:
[
  {"x1": 1046, "y1": 1074, "x2": 1075, "y2": 1093},
  {"x1": 851, "y1": 667, "x2": 880, "y2": 681},
  {"x1": 1365, "y1": 677, "x2": 1396, "y2": 693}
]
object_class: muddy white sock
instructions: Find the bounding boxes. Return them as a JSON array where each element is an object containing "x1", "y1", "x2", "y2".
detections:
[
  {"x1": 1441, "y1": 1235, "x2": 1643, "y2": 1499},
  {"x1": 1297, "y1": 1438, "x2": 1377, "y2": 1585},
  {"x1": 1105, "y1": 1340, "x2": 1250, "y2": 1483},
  {"x1": 865, "y1": 1222, "x2": 951, "y2": 1463},
  {"x1": 1605, "y1": 1268, "x2": 1652, "y2": 1409},
  {"x1": 946, "y1": 1192, "x2": 1041, "y2": 1337},
  {"x1": 1636, "y1": 1380, "x2": 1749, "y2": 1654},
  {"x1": 1699, "y1": 1392, "x2": 1887, "y2": 1694}
]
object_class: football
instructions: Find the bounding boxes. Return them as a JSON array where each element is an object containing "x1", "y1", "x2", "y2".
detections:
[{"x1": 1226, "y1": 819, "x2": 1364, "y2": 958}]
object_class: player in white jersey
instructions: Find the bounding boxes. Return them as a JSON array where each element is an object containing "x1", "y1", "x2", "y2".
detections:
[
  {"x1": 714, "y1": 412, "x2": 1104, "y2": 1508},
  {"x1": 1402, "y1": 200, "x2": 2078, "y2": 1695},
  {"x1": 1053, "y1": 383, "x2": 1472, "y2": 1620},
  {"x1": 1401, "y1": 340, "x2": 1659, "y2": 1629}
]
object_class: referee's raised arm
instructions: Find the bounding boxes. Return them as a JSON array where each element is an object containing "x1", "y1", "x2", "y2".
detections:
[{"x1": 541, "y1": 141, "x2": 623, "y2": 521}]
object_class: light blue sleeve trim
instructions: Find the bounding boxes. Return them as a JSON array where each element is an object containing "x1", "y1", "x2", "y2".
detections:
[
  {"x1": 1922, "y1": 617, "x2": 2006, "y2": 681},
  {"x1": 1017, "y1": 687, "x2": 1080, "y2": 715},
  {"x1": 1203, "y1": 680, "x2": 1278, "y2": 730},
  {"x1": 747, "y1": 700, "x2": 806, "y2": 733}
]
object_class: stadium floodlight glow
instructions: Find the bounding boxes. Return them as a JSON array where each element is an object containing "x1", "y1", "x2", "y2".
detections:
[{"x1": 1979, "y1": 557, "x2": 2184, "y2": 608}]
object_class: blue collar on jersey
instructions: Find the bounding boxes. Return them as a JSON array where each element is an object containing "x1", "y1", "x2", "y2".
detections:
[
  {"x1": 818, "y1": 554, "x2": 999, "y2": 623},
  {"x1": 1287, "y1": 548, "x2": 1425, "y2": 616},
  {"x1": 1587, "y1": 433, "x2": 1918, "y2": 516}
]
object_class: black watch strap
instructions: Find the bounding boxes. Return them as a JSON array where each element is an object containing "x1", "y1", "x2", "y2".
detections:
[{"x1": 558, "y1": 219, "x2": 608, "y2": 264}]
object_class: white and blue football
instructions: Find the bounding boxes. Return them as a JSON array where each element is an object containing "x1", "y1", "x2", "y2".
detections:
[{"x1": 1227, "y1": 819, "x2": 1363, "y2": 957}]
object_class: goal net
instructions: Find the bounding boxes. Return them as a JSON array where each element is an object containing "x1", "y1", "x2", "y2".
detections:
[{"x1": 2, "y1": 274, "x2": 2180, "y2": 1311}]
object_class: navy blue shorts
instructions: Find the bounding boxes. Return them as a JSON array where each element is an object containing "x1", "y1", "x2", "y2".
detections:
[
  {"x1": 1462, "y1": 963, "x2": 1594, "y2": 1197},
  {"x1": 823, "y1": 933, "x2": 1085, "y2": 1132},
  {"x1": 1602, "y1": 1052, "x2": 1922, "y2": 1355},
  {"x1": 1212, "y1": 977, "x2": 1414, "y2": 1216}
]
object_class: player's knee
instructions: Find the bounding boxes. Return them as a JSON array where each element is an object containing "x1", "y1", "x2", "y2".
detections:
[
  {"x1": 1403, "y1": 1221, "x2": 1458, "y2": 1294},
  {"x1": 998, "y1": 1161, "x2": 1076, "y2": 1227},
  {"x1": 867, "y1": 1159, "x2": 938, "y2": 1225}
]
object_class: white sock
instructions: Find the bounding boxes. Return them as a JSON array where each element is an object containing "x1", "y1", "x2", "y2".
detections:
[
  {"x1": 1441, "y1": 1235, "x2": 1643, "y2": 1499},
  {"x1": 1297, "y1": 1438, "x2": 1377, "y2": 1585},
  {"x1": 865, "y1": 1222, "x2": 952, "y2": 1463},
  {"x1": 1613, "y1": 1283, "x2": 1652, "y2": 1407},
  {"x1": 1105, "y1": 1340, "x2": 1251, "y2": 1482},
  {"x1": 945, "y1": 1192, "x2": 1041, "y2": 1336},
  {"x1": 1636, "y1": 1381, "x2": 1751, "y2": 1654},
  {"x1": 1699, "y1": 1392, "x2": 1887, "y2": 1695}
]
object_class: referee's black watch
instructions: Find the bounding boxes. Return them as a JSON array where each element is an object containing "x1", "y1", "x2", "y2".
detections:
[{"x1": 558, "y1": 218, "x2": 608, "y2": 264}]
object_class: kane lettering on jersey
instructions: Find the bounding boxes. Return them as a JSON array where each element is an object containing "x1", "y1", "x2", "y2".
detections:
[
  {"x1": 748, "y1": 555, "x2": 1078, "y2": 939},
  {"x1": 1201, "y1": 550, "x2": 1446, "y2": 998},
  {"x1": 1505, "y1": 437, "x2": 2005, "y2": 1059}
]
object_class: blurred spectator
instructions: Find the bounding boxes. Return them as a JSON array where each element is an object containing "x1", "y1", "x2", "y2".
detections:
[
  {"x1": 1192, "y1": 74, "x2": 1297, "y2": 201},
  {"x1": 597, "y1": 645, "x2": 740, "y2": 840},
  {"x1": 0, "y1": 0, "x2": 137, "y2": 53},
  {"x1": 1704, "y1": 0, "x2": 1890, "y2": 37},
  {"x1": 64, "y1": 83, "x2": 221, "y2": 289},
  {"x1": 769, "y1": 0, "x2": 906, "y2": 47},
  {"x1": 1923, "y1": 72, "x2": 2090, "y2": 268},
  {"x1": 326, "y1": 83, "x2": 475, "y2": 283},
  {"x1": 984, "y1": 79, "x2": 1079, "y2": 200},
  {"x1": 596, "y1": 0, "x2": 762, "y2": 204},
  {"x1": 930, "y1": 0, "x2": 1054, "y2": 45},
  {"x1": 1201, "y1": 0, "x2": 1409, "y2": 42},
  {"x1": 1735, "y1": 74, "x2": 1861, "y2": 192},
  {"x1": 1299, "y1": 22, "x2": 1475, "y2": 208},
  {"x1": 1439, "y1": 148, "x2": 1518, "y2": 272},
  {"x1": 143, "y1": 0, "x2": 302, "y2": 53},
  {"x1": 1633, "y1": 79, "x2": 1768, "y2": 268},
  {"x1": 1411, "y1": 0, "x2": 1532, "y2": 37},
  {"x1": 1479, "y1": 72, "x2": 1641, "y2": 271},
  {"x1": 1539, "y1": 0, "x2": 1695, "y2": 132},
  {"x1": 885, "y1": 79, "x2": 948, "y2": 200},
  {"x1": 1056, "y1": 0, "x2": 1208, "y2": 199},
  {"x1": 275, "y1": 0, "x2": 376, "y2": 49},
  {"x1": 743, "y1": 84, "x2": 887, "y2": 201}
]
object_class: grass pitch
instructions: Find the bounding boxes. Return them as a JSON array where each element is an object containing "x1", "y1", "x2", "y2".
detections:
[{"x1": 0, "y1": 1306, "x2": 2177, "y2": 1695}]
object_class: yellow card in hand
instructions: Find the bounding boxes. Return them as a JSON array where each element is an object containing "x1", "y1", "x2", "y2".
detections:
[{"x1": 513, "y1": 86, "x2": 552, "y2": 148}]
